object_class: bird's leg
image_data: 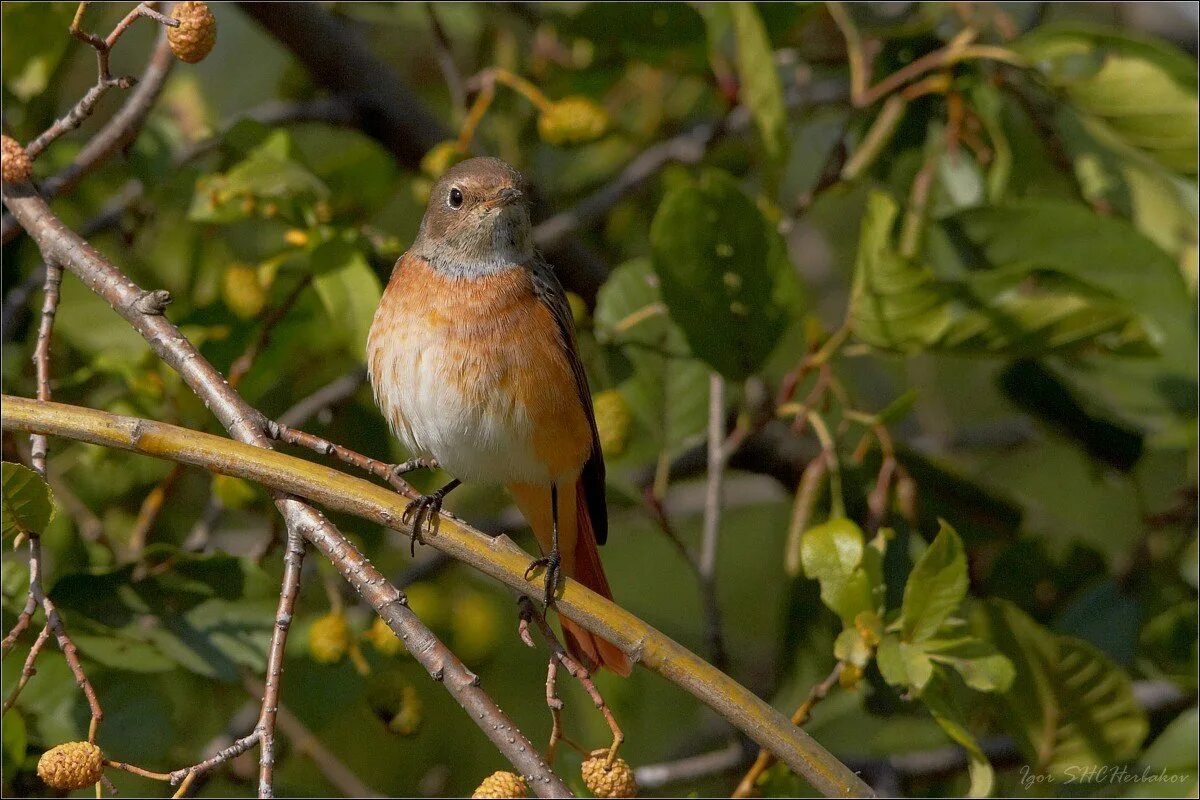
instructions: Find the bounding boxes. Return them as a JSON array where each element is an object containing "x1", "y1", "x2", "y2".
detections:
[
  {"x1": 524, "y1": 484, "x2": 563, "y2": 605},
  {"x1": 401, "y1": 478, "x2": 460, "y2": 557}
]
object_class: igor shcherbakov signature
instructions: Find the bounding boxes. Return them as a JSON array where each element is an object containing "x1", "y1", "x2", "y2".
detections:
[{"x1": 1020, "y1": 764, "x2": 1192, "y2": 790}]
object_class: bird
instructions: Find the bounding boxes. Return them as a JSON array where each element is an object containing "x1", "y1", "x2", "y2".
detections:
[{"x1": 366, "y1": 156, "x2": 631, "y2": 676}]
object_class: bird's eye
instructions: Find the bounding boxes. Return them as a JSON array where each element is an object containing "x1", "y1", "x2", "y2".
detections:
[{"x1": 448, "y1": 187, "x2": 464, "y2": 209}]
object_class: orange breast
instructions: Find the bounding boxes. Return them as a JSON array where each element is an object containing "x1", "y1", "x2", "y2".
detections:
[{"x1": 367, "y1": 253, "x2": 592, "y2": 483}]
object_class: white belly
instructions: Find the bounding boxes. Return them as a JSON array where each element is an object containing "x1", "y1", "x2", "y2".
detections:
[{"x1": 368, "y1": 329, "x2": 553, "y2": 485}]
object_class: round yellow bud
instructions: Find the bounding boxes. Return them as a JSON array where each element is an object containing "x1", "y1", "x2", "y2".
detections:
[
  {"x1": 37, "y1": 741, "x2": 103, "y2": 791},
  {"x1": 221, "y1": 263, "x2": 267, "y2": 320},
  {"x1": 420, "y1": 140, "x2": 467, "y2": 179},
  {"x1": 593, "y1": 390, "x2": 632, "y2": 458},
  {"x1": 364, "y1": 616, "x2": 405, "y2": 657},
  {"x1": 538, "y1": 96, "x2": 609, "y2": 146},
  {"x1": 839, "y1": 662, "x2": 864, "y2": 690},
  {"x1": 308, "y1": 612, "x2": 350, "y2": 664},
  {"x1": 404, "y1": 582, "x2": 445, "y2": 628},
  {"x1": 168, "y1": 1, "x2": 217, "y2": 63},
  {"x1": 452, "y1": 589, "x2": 501, "y2": 662},
  {"x1": 388, "y1": 684, "x2": 423, "y2": 736},
  {"x1": 581, "y1": 755, "x2": 637, "y2": 798},
  {"x1": 2, "y1": 135, "x2": 31, "y2": 184},
  {"x1": 472, "y1": 770, "x2": 529, "y2": 799},
  {"x1": 283, "y1": 228, "x2": 310, "y2": 247}
]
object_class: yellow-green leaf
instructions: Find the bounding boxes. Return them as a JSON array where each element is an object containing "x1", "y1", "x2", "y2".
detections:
[{"x1": 2, "y1": 462, "x2": 55, "y2": 540}]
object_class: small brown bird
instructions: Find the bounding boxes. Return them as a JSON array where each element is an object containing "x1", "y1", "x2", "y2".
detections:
[{"x1": 366, "y1": 157, "x2": 630, "y2": 675}]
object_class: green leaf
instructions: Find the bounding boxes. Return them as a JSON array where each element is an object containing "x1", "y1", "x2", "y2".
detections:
[
  {"x1": 877, "y1": 634, "x2": 937, "y2": 692},
  {"x1": 1014, "y1": 23, "x2": 1198, "y2": 172},
  {"x1": 2, "y1": 462, "x2": 55, "y2": 540},
  {"x1": 922, "y1": 636, "x2": 1016, "y2": 693},
  {"x1": 2, "y1": 706, "x2": 26, "y2": 780},
  {"x1": 952, "y1": 200, "x2": 1196, "y2": 433},
  {"x1": 2, "y1": 3, "x2": 76, "y2": 101},
  {"x1": 849, "y1": 191, "x2": 1152, "y2": 356},
  {"x1": 801, "y1": 518, "x2": 878, "y2": 627},
  {"x1": 1125, "y1": 707, "x2": 1198, "y2": 797},
  {"x1": 649, "y1": 169, "x2": 802, "y2": 380},
  {"x1": 189, "y1": 130, "x2": 328, "y2": 223},
  {"x1": 833, "y1": 627, "x2": 872, "y2": 668},
  {"x1": 312, "y1": 241, "x2": 383, "y2": 359},
  {"x1": 973, "y1": 599, "x2": 1149, "y2": 777},
  {"x1": 922, "y1": 672, "x2": 995, "y2": 797},
  {"x1": 901, "y1": 521, "x2": 968, "y2": 643},
  {"x1": 801, "y1": 517, "x2": 864, "y2": 585},
  {"x1": 728, "y1": 3, "x2": 788, "y2": 168},
  {"x1": 69, "y1": 630, "x2": 176, "y2": 674},
  {"x1": 876, "y1": 634, "x2": 907, "y2": 686},
  {"x1": 594, "y1": 258, "x2": 709, "y2": 458}
]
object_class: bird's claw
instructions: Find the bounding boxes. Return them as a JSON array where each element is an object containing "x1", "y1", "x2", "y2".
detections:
[
  {"x1": 524, "y1": 550, "x2": 562, "y2": 606},
  {"x1": 402, "y1": 493, "x2": 444, "y2": 557}
]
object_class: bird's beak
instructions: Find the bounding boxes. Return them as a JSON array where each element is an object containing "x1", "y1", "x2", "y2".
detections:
[{"x1": 496, "y1": 187, "x2": 523, "y2": 206}]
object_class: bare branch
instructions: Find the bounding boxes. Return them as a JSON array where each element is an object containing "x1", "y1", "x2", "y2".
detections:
[
  {"x1": 733, "y1": 663, "x2": 844, "y2": 797},
  {"x1": 699, "y1": 372, "x2": 729, "y2": 670},
  {"x1": 277, "y1": 368, "x2": 366, "y2": 428},
  {"x1": 2, "y1": 393, "x2": 874, "y2": 799},
  {"x1": 1, "y1": 32, "x2": 174, "y2": 245},
  {"x1": 635, "y1": 741, "x2": 748, "y2": 791},
  {"x1": 425, "y1": 3, "x2": 467, "y2": 120}
]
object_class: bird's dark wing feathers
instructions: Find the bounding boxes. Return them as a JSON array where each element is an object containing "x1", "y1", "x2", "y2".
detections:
[{"x1": 529, "y1": 257, "x2": 608, "y2": 545}]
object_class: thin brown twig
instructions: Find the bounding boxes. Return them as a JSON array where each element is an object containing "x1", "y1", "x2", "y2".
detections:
[
  {"x1": 24, "y1": 3, "x2": 177, "y2": 160},
  {"x1": 269, "y1": 423, "x2": 421, "y2": 500},
  {"x1": 258, "y1": 527, "x2": 305, "y2": 797},
  {"x1": 783, "y1": 452, "x2": 830, "y2": 577},
  {"x1": 635, "y1": 741, "x2": 748, "y2": 791},
  {"x1": 425, "y1": 3, "x2": 466, "y2": 121},
  {"x1": 699, "y1": 373, "x2": 730, "y2": 671},
  {"x1": 4, "y1": 253, "x2": 105, "y2": 744},
  {"x1": 518, "y1": 596, "x2": 624, "y2": 766},
  {"x1": 228, "y1": 275, "x2": 314, "y2": 389},
  {"x1": 29, "y1": 262, "x2": 63, "y2": 474},
  {"x1": 825, "y1": 2, "x2": 1023, "y2": 110},
  {"x1": 733, "y1": 663, "x2": 845, "y2": 798},
  {"x1": 128, "y1": 463, "x2": 183, "y2": 558},
  {"x1": 2, "y1": 626, "x2": 52, "y2": 715},
  {"x1": 2, "y1": 30, "x2": 174, "y2": 246}
]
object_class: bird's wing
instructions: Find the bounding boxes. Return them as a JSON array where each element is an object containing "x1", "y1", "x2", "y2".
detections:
[{"x1": 529, "y1": 257, "x2": 608, "y2": 545}]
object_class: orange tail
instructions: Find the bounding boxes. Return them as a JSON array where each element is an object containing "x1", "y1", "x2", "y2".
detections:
[{"x1": 508, "y1": 481, "x2": 632, "y2": 677}]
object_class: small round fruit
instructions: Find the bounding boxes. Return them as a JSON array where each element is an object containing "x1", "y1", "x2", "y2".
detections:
[
  {"x1": 168, "y1": 1, "x2": 217, "y2": 63},
  {"x1": 472, "y1": 770, "x2": 529, "y2": 798},
  {"x1": 37, "y1": 741, "x2": 103, "y2": 791},
  {"x1": 581, "y1": 755, "x2": 637, "y2": 798}
]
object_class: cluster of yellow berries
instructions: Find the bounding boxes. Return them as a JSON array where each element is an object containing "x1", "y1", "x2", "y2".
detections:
[
  {"x1": 537, "y1": 96, "x2": 609, "y2": 147},
  {"x1": 221, "y1": 263, "x2": 269, "y2": 320},
  {"x1": 593, "y1": 390, "x2": 632, "y2": 458},
  {"x1": 37, "y1": 741, "x2": 103, "y2": 791},
  {"x1": 471, "y1": 756, "x2": 637, "y2": 798},
  {"x1": 308, "y1": 610, "x2": 352, "y2": 664},
  {"x1": 167, "y1": 1, "x2": 217, "y2": 63}
]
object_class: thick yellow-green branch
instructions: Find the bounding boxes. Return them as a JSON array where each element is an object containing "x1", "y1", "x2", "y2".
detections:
[{"x1": 2, "y1": 394, "x2": 872, "y2": 798}]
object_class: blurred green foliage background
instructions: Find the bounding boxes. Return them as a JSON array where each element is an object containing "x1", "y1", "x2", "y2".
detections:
[{"x1": 2, "y1": 2, "x2": 1197, "y2": 797}]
